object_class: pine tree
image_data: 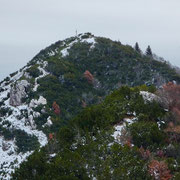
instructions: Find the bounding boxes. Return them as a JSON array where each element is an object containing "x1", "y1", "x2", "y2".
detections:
[
  {"x1": 146, "y1": 45, "x2": 152, "y2": 57},
  {"x1": 135, "y1": 42, "x2": 141, "y2": 53}
]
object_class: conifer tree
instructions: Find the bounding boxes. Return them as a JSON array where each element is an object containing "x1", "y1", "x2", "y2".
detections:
[
  {"x1": 135, "y1": 42, "x2": 141, "y2": 53},
  {"x1": 146, "y1": 45, "x2": 152, "y2": 57}
]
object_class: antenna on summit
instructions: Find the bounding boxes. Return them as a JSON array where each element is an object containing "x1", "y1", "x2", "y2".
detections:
[{"x1": 75, "y1": 30, "x2": 78, "y2": 37}]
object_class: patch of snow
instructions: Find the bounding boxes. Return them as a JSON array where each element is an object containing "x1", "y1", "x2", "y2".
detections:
[
  {"x1": 48, "y1": 51, "x2": 55, "y2": 56},
  {"x1": 112, "y1": 117, "x2": 137, "y2": 144},
  {"x1": 61, "y1": 39, "x2": 78, "y2": 57},
  {"x1": 82, "y1": 37, "x2": 96, "y2": 49},
  {"x1": 61, "y1": 36, "x2": 96, "y2": 57},
  {"x1": 29, "y1": 96, "x2": 47, "y2": 108},
  {"x1": 140, "y1": 91, "x2": 159, "y2": 102},
  {"x1": 33, "y1": 111, "x2": 40, "y2": 118},
  {"x1": 33, "y1": 61, "x2": 49, "y2": 92},
  {"x1": 81, "y1": 37, "x2": 96, "y2": 49},
  {"x1": 0, "y1": 88, "x2": 48, "y2": 179},
  {"x1": 0, "y1": 105, "x2": 48, "y2": 179},
  {"x1": 0, "y1": 137, "x2": 32, "y2": 180},
  {"x1": 24, "y1": 72, "x2": 31, "y2": 79},
  {"x1": 43, "y1": 116, "x2": 53, "y2": 127},
  {"x1": 0, "y1": 59, "x2": 50, "y2": 179},
  {"x1": 49, "y1": 153, "x2": 56, "y2": 158},
  {"x1": 9, "y1": 66, "x2": 30, "y2": 84},
  {"x1": 0, "y1": 88, "x2": 9, "y2": 101}
]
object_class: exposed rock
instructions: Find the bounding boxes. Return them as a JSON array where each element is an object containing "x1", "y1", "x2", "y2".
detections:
[
  {"x1": 43, "y1": 116, "x2": 53, "y2": 127},
  {"x1": 29, "y1": 96, "x2": 47, "y2": 108},
  {"x1": 41, "y1": 108, "x2": 46, "y2": 114},
  {"x1": 9, "y1": 80, "x2": 29, "y2": 106},
  {"x1": 27, "y1": 115, "x2": 36, "y2": 129},
  {"x1": 140, "y1": 91, "x2": 160, "y2": 102},
  {"x1": 33, "y1": 111, "x2": 40, "y2": 118}
]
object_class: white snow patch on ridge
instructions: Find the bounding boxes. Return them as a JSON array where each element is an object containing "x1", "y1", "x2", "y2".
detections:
[
  {"x1": 81, "y1": 37, "x2": 96, "y2": 49},
  {"x1": 61, "y1": 39, "x2": 78, "y2": 57},
  {"x1": 61, "y1": 35, "x2": 96, "y2": 57},
  {"x1": 140, "y1": 91, "x2": 159, "y2": 102},
  {"x1": 33, "y1": 61, "x2": 49, "y2": 92}
]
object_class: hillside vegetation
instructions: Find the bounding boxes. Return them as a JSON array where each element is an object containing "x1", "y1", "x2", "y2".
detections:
[
  {"x1": 12, "y1": 85, "x2": 180, "y2": 180},
  {"x1": 0, "y1": 33, "x2": 180, "y2": 179}
]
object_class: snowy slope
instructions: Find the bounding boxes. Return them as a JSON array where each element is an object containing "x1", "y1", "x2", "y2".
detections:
[
  {"x1": 0, "y1": 61, "x2": 49, "y2": 179},
  {"x1": 0, "y1": 33, "x2": 98, "y2": 179}
]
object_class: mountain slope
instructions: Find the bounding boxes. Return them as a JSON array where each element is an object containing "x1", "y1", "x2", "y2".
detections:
[
  {"x1": 12, "y1": 86, "x2": 180, "y2": 179},
  {"x1": 0, "y1": 32, "x2": 180, "y2": 179}
]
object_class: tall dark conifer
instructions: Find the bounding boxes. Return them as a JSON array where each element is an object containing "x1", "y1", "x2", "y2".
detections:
[
  {"x1": 146, "y1": 45, "x2": 152, "y2": 57},
  {"x1": 135, "y1": 42, "x2": 141, "y2": 53}
]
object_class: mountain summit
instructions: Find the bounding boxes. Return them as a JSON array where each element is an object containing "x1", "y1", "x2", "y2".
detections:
[{"x1": 0, "y1": 33, "x2": 180, "y2": 179}]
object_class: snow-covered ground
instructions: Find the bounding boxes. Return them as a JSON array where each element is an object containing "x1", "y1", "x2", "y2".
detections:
[
  {"x1": 0, "y1": 136, "x2": 32, "y2": 180},
  {"x1": 61, "y1": 34, "x2": 96, "y2": 57},
  {"x1": 0, "y1": 95, "x2": 48, "y2": 179},
  {"x1": 0, "y1": 62, "x2": 49, "y2": 179},
  {"x1": 33, "y1": 61, "x2": 49, "y2": 91},
  {"x1": 112, "y1": 117, "x2": 137, "y2": 144}
]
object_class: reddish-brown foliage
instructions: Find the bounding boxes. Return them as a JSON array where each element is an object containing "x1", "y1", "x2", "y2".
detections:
[
  {"x1": 158, "y1": 82, "x2": 180, "y2": 110},
  {"x1": 168, "y1": 122, "x2": 174, "y2": 129},
  {"x1": 139, "y1": 147, "x2": 151, "y2": 160},
  {"x1": 84, "y1": 70, "x2": 94, "y2": 84},
  {"x1": 148, "y1": 160, "x2": 172, "y2": 180},
  {"x1": 156, "y1": 150, "x2": 164, "y2": 158},
  {"x1": 124, "y1": 139, "x2": 132, "y2": 148},
  {"x1": 157, "y1": 82, "x2": 180, "y2": 123},
  {"x1": 166, "y1": 125, "x2": 180, "y2": 134},
  {"x1": 164, "y1": 122, "x2": 180, "y2": 142},
  {"x1": 52, "y1": 101, "x2": 61, "y2": 115},
  {"x1": 49, "y1": 133, "x2": 53, "y2": 140}
]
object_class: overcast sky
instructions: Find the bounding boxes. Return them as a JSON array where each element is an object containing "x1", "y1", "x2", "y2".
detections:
[{"x1": 0, "y1": 0, "x2": 180, "y2": 80}]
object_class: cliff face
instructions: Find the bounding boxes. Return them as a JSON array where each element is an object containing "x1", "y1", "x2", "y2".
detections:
[
  {"x1": 9, "y1": 80, "x2": 29, "y2": 106},
  {"x1": 0, "y1": 33, "x2": 180, "y2": 179}
]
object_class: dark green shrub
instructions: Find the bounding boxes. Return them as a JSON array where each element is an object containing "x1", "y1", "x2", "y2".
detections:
[
  {"x1": 15, "y1": 130, "x2": 40, "y2": 153},
  {"x1": 129, "y1": 121, "x2": 166, "y2": 149},
  {"x1": 26, "y1": 65, "x2": 42, "y2": 78}
]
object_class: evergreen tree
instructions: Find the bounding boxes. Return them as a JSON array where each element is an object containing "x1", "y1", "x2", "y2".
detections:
[
  {"x1": 134, "y1": 42, "x2": 141, "y2": 53},
  {"x1": 146, "y1": 45, "x2": 152, "y2": 57}
]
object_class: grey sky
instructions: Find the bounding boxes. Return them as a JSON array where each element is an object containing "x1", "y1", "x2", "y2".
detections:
[{"x1": 0, "y1": 0, "x2": 180, "y2": 80}]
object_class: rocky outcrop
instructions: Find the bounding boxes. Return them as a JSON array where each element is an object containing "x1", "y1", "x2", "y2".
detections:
[
  {"x1": 43, "y1": 116, "x2": 53, "y2": 127},
  {"x1": 29, "y1": 96, "x2": 47, "y2": 108},
  {"x1": 9, "y1": 80, "x2": 29, "y2": 106},
  {"x1": 27, "y1": 115, "x2": 36, "y2": 129}
]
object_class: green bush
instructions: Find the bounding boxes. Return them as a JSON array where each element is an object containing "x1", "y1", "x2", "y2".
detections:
[
  {"x1": 15, "y1": 130, "x2": 40, "y2": 153},
  {"x1": 129, "y1": 121, "x2": 166, "y2": 149},
  {"x1": 26, "y1": 65, "x2": 42, "y2": 78}
]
